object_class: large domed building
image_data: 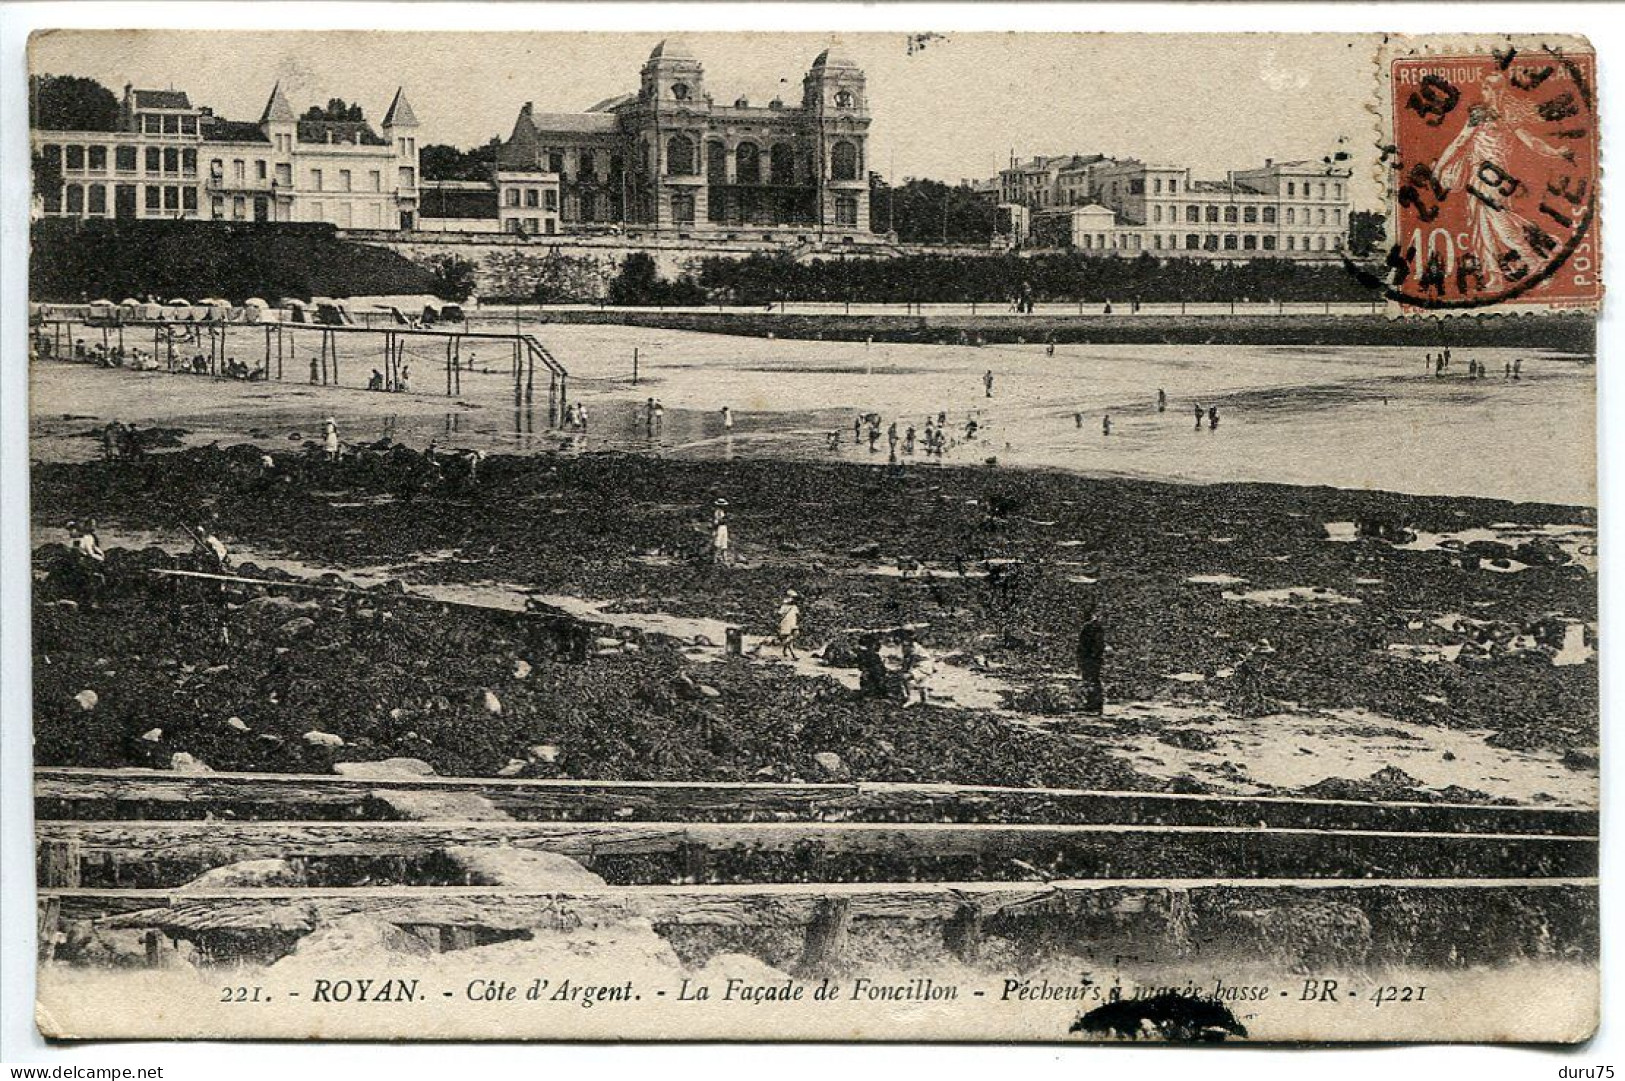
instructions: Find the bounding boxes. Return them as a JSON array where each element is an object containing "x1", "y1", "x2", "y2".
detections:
[{"x1": 487, "y1": 39, "x2": 874, "y2": 241}]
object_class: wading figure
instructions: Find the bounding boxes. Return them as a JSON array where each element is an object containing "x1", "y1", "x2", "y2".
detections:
[
  {"x1": 1434, "y1": 72, "x2": 1577, "y2": 293},
  {"x1": 1076, "y1": 604, "x2": 1106, "y2": 715},
  {"x1": 774, "y1": 590, "x2": 802, "y2": 660},
  {"x1": 711, "y1": 499, "x2": 731, "y2": 566},
  {"x1": 323, "y1": 416, "x2": 341, "y2": 461}
]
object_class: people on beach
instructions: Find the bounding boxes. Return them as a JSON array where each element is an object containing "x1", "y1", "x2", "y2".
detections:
[
  {"x1": 1208, "y1": 406, "x2": 1220, "y2": 431},
  {"x1": 323, "y1": 416, "x2": 340, "y2": 461},
  {"x1": 964, "y1": 417, "x2": 979, "y2": 441},
  {"x1": 711, "y1": 499, "x2": 731, "y2": 566},
  {"x1": 1514, "y1": 358, "x2": 1523, "y2": 380},
  {"x1": 984, "y1": 369, "x2": 995, "y2": 398},
  {"x1": 1076, "y1": 605, "x2": 1106, "y2": 715},
  {"x1": 187, "y1": 522, "x2": 230, "y2": 572},
  {"x1": 1157, "y1": 388, "x2": 1167, "y2": 413},
  {"x1": 774, "y1": 590, "x2": 802, "y2": 660},
  {"x1": 399, "y1": 364, "x2": 411, "y2": 393},
  {"x1": 900, "y1": 635, "x2": 935, "y2": 708},
  {"x1": 721, "y1": 405, "x2": 734, "y2": 432},
  {"x1": 1102, "y1": 414, "x2": 1112, "y2": 437},
  {"x1": 69, "y1": 519, "x2": 105, "y2": 563},
  {"x1": 368, "y1": 369, "x2": 384, "y2": 391},
  {"x1": 1194, "y1": 403, "x2": 1205, "y2": 431},
  {"x1": 853, "y1": 416, "x2": 863, "y2": 443},
  {"x1": 309, "y1": 357, "x2": 320, "y2": 384}
]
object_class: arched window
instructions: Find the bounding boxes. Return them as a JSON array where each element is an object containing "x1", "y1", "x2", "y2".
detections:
[
  {"x1": 831, "y1": 140, "x2": 859, "y2": 181},
  {"x1": 736, "y1": 142, "x2": 761, "y2": 184},
  {"x1": 666, "y1": 135, "x2": 696, "y2": 177},
  {"x1": 706, "y1": 141, "x2": 727, "y2": 183},
  {"x1": 770, "y1": 143, "x2": 794, "y2": 185}
]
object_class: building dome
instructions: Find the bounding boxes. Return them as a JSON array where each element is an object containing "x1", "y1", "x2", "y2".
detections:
[
  {"x1": 811, "y1": 45, "x2": 860, "y2": 71},
  {"x1": 649, "y1": 37, "x2": 698, "y2": 62}
]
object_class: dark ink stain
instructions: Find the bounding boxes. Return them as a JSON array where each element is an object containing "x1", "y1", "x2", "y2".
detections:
[{"x1": 1071, "y1": 992, "x2": 1249, "y2": 1043}]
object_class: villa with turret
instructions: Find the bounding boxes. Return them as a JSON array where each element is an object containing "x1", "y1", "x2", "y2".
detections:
[
  {"x1": 31, "y1": 82, "x2": 422, "y2": 229},
  {"x1": 420, "y1": 38, "x2": 877, "y2": 243}
]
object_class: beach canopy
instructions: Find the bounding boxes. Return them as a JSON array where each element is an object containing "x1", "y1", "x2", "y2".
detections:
[{"x1": 243, "y1": 297, "x2": 269, "y2": 308}]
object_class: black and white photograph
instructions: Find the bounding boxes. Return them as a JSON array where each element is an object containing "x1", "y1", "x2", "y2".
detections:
[{"x1": 10, "y1": 23, "x2": 1604, "y2": 1046}]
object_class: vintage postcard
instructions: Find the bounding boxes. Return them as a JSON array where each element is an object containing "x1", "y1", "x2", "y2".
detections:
[{"x1": 25, "y1": 29, "x2": 1598, "y2": 1042}]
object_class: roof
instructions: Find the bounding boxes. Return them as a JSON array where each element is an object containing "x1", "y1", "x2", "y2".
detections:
[
  {"x1": 260, "y1": 83, "x2": 296, "y2": 125},
  {"x1": 297, "y1": 119, "x2": 388, "y2": 147},
  {"x1": 587, "y1": 93, "x2": 637, "y2": 113},
  {"x1": 202, "y1": 118, "x2": 270, "y2": 144},
  {"x1": 649, "y1": 38, "x2": 698, "y2": 62},
  {"x1": 530, "y1": 112, "x2": 620, "y2": 134},
  {"x1": 382, "y1": 88, "x2": 419, "y2": 127},
  {"x1": 811, "y1": 45, "x2": 860, "y2": 71},
  {"x1": 131, "y1": 89, "x2": 191, "y2": 111}
]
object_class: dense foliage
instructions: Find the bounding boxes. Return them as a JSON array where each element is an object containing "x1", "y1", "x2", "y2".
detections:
[{"x1": 29, "y1": 74, "x2": 121, "y2": 132}]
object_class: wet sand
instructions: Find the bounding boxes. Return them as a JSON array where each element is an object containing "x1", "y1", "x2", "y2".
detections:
[{"x1": 30, "y1": 327, "x2": 1595, "y2": 504}]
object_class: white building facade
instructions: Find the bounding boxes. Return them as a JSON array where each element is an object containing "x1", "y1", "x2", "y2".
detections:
[
  {"x1": 33, "y1": 84, "x2": 422, "y2": 230},
  {"x1": 1012, "y1": 156, "x2": 1352, "y2": 258}
]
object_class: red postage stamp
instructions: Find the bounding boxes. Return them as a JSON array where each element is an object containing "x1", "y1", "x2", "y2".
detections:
[{"x1": 1383, "y1": 42, "x2": 1600, "y2": 310}]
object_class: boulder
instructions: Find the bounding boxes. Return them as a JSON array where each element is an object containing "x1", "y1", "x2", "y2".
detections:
[
  {"x1": 482, "y1": 689, "x2": 503, "y2": 714},
  {"x1": 372, "y1": 790, "x2": 510, "y2": 821},
  {"x1": 224, "y1": 716, "x2": 250, "y2": 732},
  {"x1": 302, "y1": 730, "x2": 345, "y2": 748},
  {"x1": 441, "y1": 846, "x2": 606, "y2": 889},
  {"x1": 496, "y1": 758, "x2": 528, "y2": 777},
  {"x1": 812, "y1": 752, "x2": 847, "y2": 780},
  {"x1": 139, "y1": 727, "x2": 163, "y2": 743},
  {"x1": 332, "y1": 757, "x2": 436, "y2": 780},
  {"x1": 513, "y1": 658, "x2": 533, "y2": 679},
  {"x1": 527, "y1": 744, "x2": 561, "y2": 764},
  {"x1": 169, "y1": 752, "x2": 212, "y2": 773},
  {"x1": 180, "y1": 858, "x2": 303, "y2": 890},
  {"x1": 276, "y1": 616, "x2": 317, "y2": 640},
  {"x1": 74, "y1": 689, "x2": 99, "y2": 711},
  {"x1": 271, "y1": 914, "x2": 436, "y2": 965}
]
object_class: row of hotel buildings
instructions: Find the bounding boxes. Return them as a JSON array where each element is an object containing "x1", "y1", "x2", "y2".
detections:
[
  {"x1": 982, "y1": 153, "x2": 1353, "y2": 256},
  {"x1": 32, "y1": 40, "x2": 1353, "y2": 259}
]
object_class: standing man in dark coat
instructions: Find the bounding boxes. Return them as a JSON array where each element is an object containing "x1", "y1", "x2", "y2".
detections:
[{"x1": 1077, "y1": 604, "x2": 1106, "y2": 715}]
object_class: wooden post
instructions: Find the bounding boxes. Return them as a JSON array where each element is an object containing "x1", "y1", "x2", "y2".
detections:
[
  {"x1": 525, "y1": 348, "x2": 534, "y2": 404},
  {"x1": 796, "y1": 897, "x2": 851, "y2": 976},
  {"x1": 36, "y1": 899, "x2": 63, "y2": 963},
  {"x1": 677, "y1": 841, "x2": 709, "y2": 884},
  {"x1": 632, "y1": 347, "x2": 639, "y2": 386},
  {"x1": 453, "y1": 337, "x2": 462, "y2": 396},
  {"x1": 445, "y1": 337, "x2": 453, "y2": 397},
  {"x1": 943, "y1": 902, "x2": 984, "y2": 963},
  {"x1": 38, "y1": 839, "x2": 82, "y2": 888}
]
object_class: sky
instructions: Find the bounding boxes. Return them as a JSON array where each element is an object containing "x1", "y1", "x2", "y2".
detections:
[{"x1": 29, "y1": 31, "x2": 1383, "y2": 208}]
